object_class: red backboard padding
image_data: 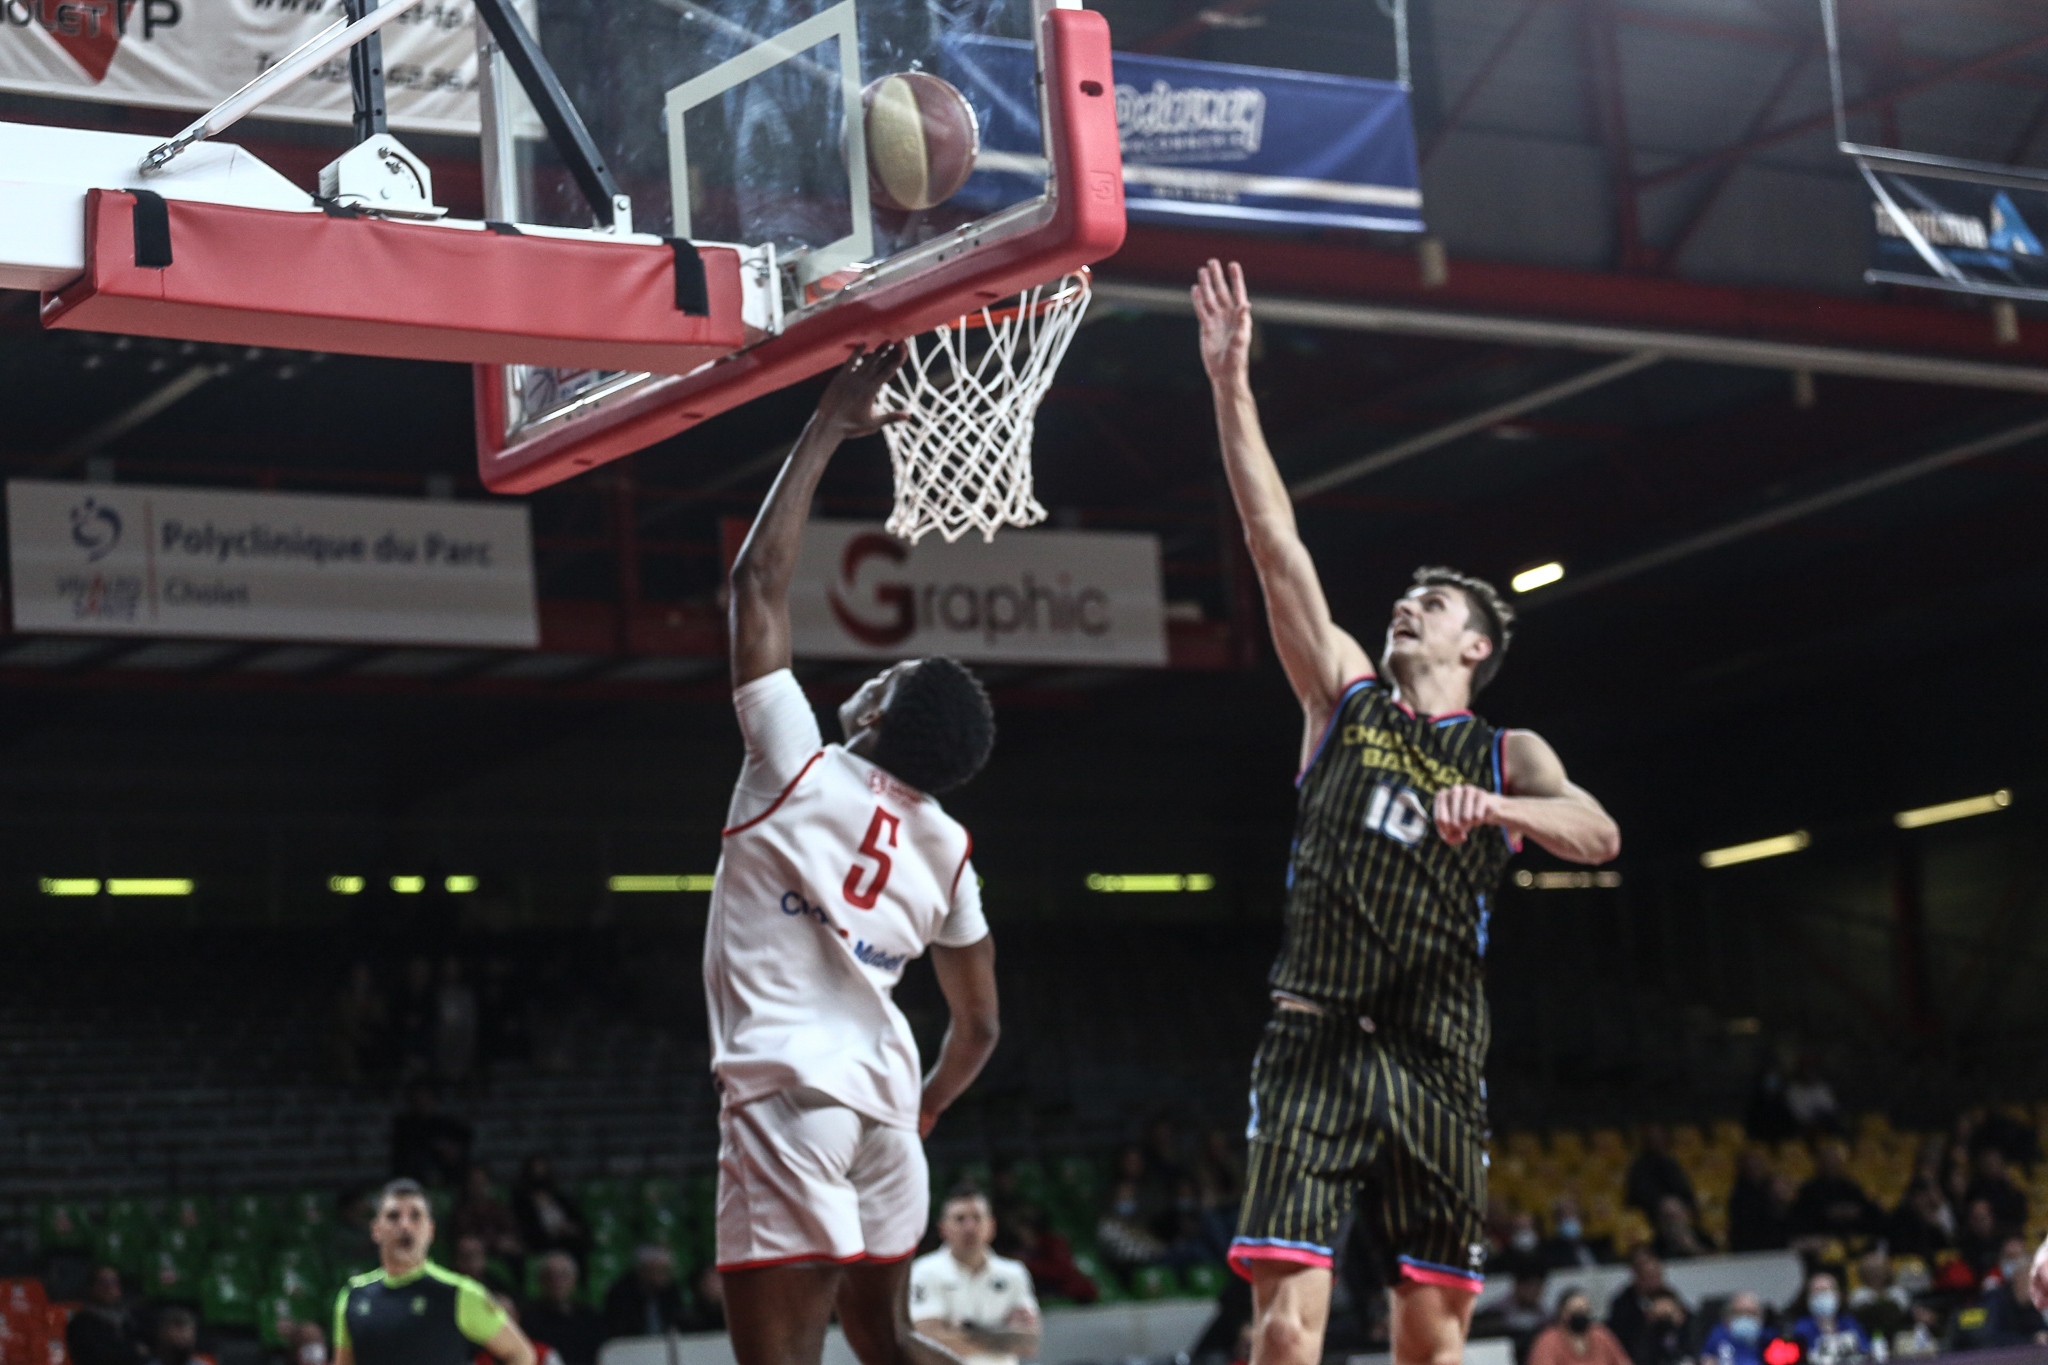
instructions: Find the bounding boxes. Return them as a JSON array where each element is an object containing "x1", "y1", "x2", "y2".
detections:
[
  {"x1": 474, "y1": 5, "x2": 1127, "y2": 494},
  {"x1": 42, "y1": 191, "x2": 746, "y2": 373}
]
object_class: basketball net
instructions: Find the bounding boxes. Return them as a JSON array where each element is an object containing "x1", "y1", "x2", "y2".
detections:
[{"x1": 879, "y1": 270, "x2": 1091, "y2": 544}]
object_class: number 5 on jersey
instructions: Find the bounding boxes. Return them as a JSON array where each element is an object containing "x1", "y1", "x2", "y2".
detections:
[{"x1": 844, "y1": 806, "x2": 901, "y2": 909}]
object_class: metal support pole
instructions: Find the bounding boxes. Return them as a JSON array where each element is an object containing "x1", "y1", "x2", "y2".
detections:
[{"x1": 346, "y1": 0, "x2": 390, "y2": 143}]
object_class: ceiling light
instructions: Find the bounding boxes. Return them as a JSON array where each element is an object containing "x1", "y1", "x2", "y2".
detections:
[
  {"x1": 1511, "y1": 562, "x2": 1564, "y2": 593},
  {"x1": 391, "y1": 875, "x2": 426, "y2": 894},
  {"x1": 1894, "y1": 789, "x2": 2011, "y2": 830},
  {"x1": 1086, "y1": 874, "x2": 1215, "y2": 892},
  {"x1": 328, "y1": 876, "x2": 365, "y2": 895},
  {"x1": 1513, "y1": 869, "x2": 1622, "y2": 889},
  {"x1": 40, "y1": 878, "x2": 100, "y2": 896},
  {"x1": 445, "y1": 875, "x2": 479, "y2": 894},
  {"x1": 608, "y1": 875, "x2": 716, "y2": 892},
  {"x1": 1700, "y1": 832, "x2": 1810, "y2": 869},
  {"x1": 106, "y1": 879, "x2": 193, "y2": 896}
]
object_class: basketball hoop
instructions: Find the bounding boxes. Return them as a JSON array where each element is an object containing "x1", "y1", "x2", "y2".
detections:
[{"x1": 879, "y1": 269, "x2": 1092, "y2": 544}]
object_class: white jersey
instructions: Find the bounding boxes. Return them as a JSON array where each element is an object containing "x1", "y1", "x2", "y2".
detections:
[
  {"x1": 909, "y1": 1249, "x2": 1040, "y2": 1365},
  {"x1": 705, "y1": 669, "x2": 987, "y2": 1130}
]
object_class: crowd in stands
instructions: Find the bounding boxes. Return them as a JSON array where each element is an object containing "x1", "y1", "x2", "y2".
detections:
[
  {"x1": 333, "y1": 957, "x2": 534, "y2": 1090},
  {"x1": 1473, "y1": 1097, "x2": 2048, "y2": 1365}
]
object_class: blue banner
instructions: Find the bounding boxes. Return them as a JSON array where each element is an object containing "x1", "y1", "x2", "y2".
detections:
[{"x1": 942, "y1": 38, "x2": 1424, "y2": 233}]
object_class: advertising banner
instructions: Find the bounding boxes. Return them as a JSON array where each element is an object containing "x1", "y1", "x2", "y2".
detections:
[
  {"x1": 0, "y1": 0, "x2": 525, "y2": 136},
  {"x1": 789, "y1": 521, "x2": 1166, "y2": 667},
  {"x1": 1868, "y1": 171, "x2": 2048, "y2": 299},
  {"x1": 948, "y1": 38, "x2": 1423, "y2": 233},
  {"x1": 7, "y1": 479, "x2": 538, "y2": 647}
]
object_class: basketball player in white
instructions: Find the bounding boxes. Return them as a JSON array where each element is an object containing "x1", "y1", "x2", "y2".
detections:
[{"x1": 712, "y1": 343, "x2": 1001, "y2": 1365}]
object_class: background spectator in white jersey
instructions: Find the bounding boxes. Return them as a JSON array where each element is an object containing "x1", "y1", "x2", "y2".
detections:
[{"x1": 911, "y1": 1191, "x2": 1041, "y2": 1365}]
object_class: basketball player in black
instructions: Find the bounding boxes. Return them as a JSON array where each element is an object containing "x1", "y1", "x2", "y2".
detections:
[{"x1": 1192, "y1": 260, "x2": 1621, "y2": 1365}]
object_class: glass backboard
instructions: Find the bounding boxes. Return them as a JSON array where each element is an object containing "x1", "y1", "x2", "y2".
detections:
[{"x1": 477, "y1": 0, "x2": 1072, "y2": 464}]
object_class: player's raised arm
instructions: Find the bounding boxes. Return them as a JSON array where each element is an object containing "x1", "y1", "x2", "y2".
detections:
[
  {"x1": 1193, "y1": 260, "x2": 1374, "y2": 739},
  {"x1": 919, "y1": 936, "x2": 1000, "y2": 1137},
  {"x1": 1434, "y1": 729, "x2": 1621, "y2": 865},
  {"x1": 728, "y1": 345, "x2": 911, "y2": 687}
]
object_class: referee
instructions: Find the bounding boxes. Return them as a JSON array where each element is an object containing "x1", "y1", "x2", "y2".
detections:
[
  {"x1": 1193, "y1": 258, "x2": 1620, "y2": 1365},
  {"x1": 335, "y1": 1181, "x2": 536, "y2": 1365}
]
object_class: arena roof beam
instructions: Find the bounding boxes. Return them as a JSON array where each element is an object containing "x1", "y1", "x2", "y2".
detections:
[
  {"x1": 1421, "y1": 0, "x2": 1541, "y2": 166},
  {"x1": 1521, "y1": 409, "x2": 2048, "y2": 606},
  {"x1": 1090, "y1": 279, "x2": 2048, "y2": 394},
  {"x1": 1287, "y1": 351, "x2": 1662, "y2": 499}
]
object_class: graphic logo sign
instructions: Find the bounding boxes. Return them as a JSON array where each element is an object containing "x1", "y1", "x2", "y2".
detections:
[{"x1": 68, "y1": 497, "x2": 121, "y2": 562}]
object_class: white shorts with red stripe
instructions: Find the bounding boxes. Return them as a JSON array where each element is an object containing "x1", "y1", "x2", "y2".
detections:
[{"x1": 715, "y1": 1085, "x2": 929, "y2": 1272}]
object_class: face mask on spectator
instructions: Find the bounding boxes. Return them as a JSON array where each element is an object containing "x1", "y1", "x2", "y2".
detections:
[
  {"x1": 1809, "y1": 1291, "x2": 1838, "y2": 1320},
  {"x1": 1729, "y1": 1316, "x2": 1761, "y2": 1344},
  {"x1": 1512, "y1": 1229, "x2": 1538, "y2": 1253},
  {"x1": 1565, "y1": 1311, "x2": 1592, "y2": 1335},
  {"x1": 2002, "y1": 1257, "x2": 2026, "y2": 1284},
  {"x1": 1558, "y1": 1217, "x2": 1582, "y2": 1241},
  {"x1": 300, "y1": 1346, "x2": 328, "y2": 1365}
]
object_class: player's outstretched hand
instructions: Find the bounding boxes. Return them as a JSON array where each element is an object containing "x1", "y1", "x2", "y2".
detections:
[
  {"x1": 1433, "y1": 783, "x2": 1500, "y2": 847},
  {"x1": 1192, "y1": 258, "x2": 1253, "y2": 387},
  {"x1": 817, "y1": 342, "x2": 914, "y2": 438}
]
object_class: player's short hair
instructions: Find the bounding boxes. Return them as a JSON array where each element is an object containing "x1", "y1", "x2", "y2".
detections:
[
  {"x1": 1412, "y1": 566, "x2": 1514, "y2": 696},
  {"x1": 871, "y1": 657, "x2": 995, "y2": 795},
  {"x1": 942, "y1": 1186, "x2": 991, "y2": 1215},
  {"x1": 378, "y1": 1178, "x2": 429, "y2": 1211}
]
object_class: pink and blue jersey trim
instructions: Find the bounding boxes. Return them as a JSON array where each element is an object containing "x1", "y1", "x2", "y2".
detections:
[
  {"x1": 1396, "y1": 1254, "x2": 1486, "y2": 1292},
  {"x1": 1228, "y1": 1235, "x2": 1335, "y2": 1278}
]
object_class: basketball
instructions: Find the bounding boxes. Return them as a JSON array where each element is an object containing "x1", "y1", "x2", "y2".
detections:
[{"x1": 861, "y1": 71, "x2": 981, "y2": 213}]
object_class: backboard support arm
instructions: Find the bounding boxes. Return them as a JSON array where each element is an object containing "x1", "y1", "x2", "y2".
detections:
[
  {"x1": 346, "y1": 0, "x2": 391, "y2": 144},
  {"x1": 469, "y1": 0, "x2": 631, "y2": 232}
]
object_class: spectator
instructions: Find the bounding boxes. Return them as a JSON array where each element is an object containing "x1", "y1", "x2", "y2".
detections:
[
  {"x1": 1007, "y1": 1206, "x2": 1098, "y2": 1305},
  {"x1": 288, "y1": 1322, "x2": 328, "y2": 1365},
  {"x1": 1791, "y1": 1142, "x2": 1881, "y2": 1241},
  {"x1": 1540, "y1": 1194, "x2": 1612, "y2": 1269},
  {"x1": 435, "y1": 957, "x2": 480, "y2": 1086},
  {"x1": 1470, "y1": 1268, "x2": 1549, "y2": 1364},
  {"x1": 1636, "y1": 1290, "x2": 1692, "y2": 1365},
  {"x1": 1784, "y1": 1057, "x2": 1842, "y2": 1137},
  {"x1": 686, "y1": 1268, "x2": 725, "y2": 1334},
  {"x1": 1966, "y1": 1107, "x2": 2042, "y2": 1174},
  {"x1": 1492, "y1": 1211, "x2": 1547, "y2": 1278},
  {"x1": 478, "y1": 957, "x2": 532, "y2": 1069},
  {"x1": 1848, "y1": 1249, "x2": 1912, "y2": 1346},
  {"x1": 910, "y1": 1192, "x2": 1042, "y2": 1365},
  {"x1": 1965, "y1": 1148, "x2": 2029, "y2": 1237},
  {"x1": 1143, "y1": 1118, "x2": 1189, "y2": 1194},
  {"x1": 1196, "y1": 1129, "x2": 1245, "y2": 1253},
  {"x1": 451, "y1": 1236, "x2": 509, "y2": 1297},
  {"x1": 327, "y1": 1188, "x2": 380, "y2": 1272},
  {"x1": 1745, "y1": 1053, "x2": 1798, "y2": 1144},
  {"x1": 1528, "y1": 1289, "x2": 1632, "y2": 1365},
  {"x1": 1888, "y1": 1180, "x2": 1955, "y2": 1263},
  {"x1": 1626, "y1": 1126, "x2": 1696, "y2": 1219},
  {"x1": 1728, "y1": 1150, "x2": 1791, "y2": 1253},
  {"x1": 482, "y1": 1293, "x2": 564, "y2": 1365},
  {"x1": 1097, "y1": 1146, "x2": 1167, "y2": 1269},
  {"x1": 334, "y1": 961, "x2": 388, "y2": 1084},
  {"x1": 1791, "y1": 1271, "x2": 1872, "y2": 1365},
  {"x1": 1959, "y1": 1197, "x2": 2004, "y2": 1280},
  {"x1": 1605, "y1": 1247, "x2": 1673, "y2": 1365},
  {"x1": 452, "y1": 1167, "x2": 525, "y2": 1265},
  {"x1": 512, "y1": 1156, "x2": 589, "y2": 1261},
  {"x1": 600, "y1": 1246, "x2": 687, "y2": 1341},
  {"x1": 67, "y1": 1267, "x2": 146, "y2": 1365},
  {"x1": 1955, "y1": 1237, "x2": 2048, "y2": 1348},
  {"x1": 143, "y1": 1307, "x2": 213, "y2": 1365},
  {"x1": 521, "y1": 1253, "x2": 603, "y2": 1365},
  {"x1": 1651, "y1": 1195, "x2": 1713, "y2": 1261},
  {"x1": 1699, "y1": 1292, "x2": 1767, "y2": 1365},
  {"x1": 389, "y1": 1082, "x2": 474, "y2": 1188}
]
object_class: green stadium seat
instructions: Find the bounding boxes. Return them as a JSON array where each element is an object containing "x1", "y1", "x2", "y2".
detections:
[
  {"x1": 148, "y1": 1249, "x2": 196, "y2": 1302},
  {"x1": 285, "y1": 1192, "x2": 330, "y2": 1237},
  {"x1": 257, "y1": 1291, "x2": 314, "y2": 1350},
  {"x1": 1071, "y1": 1251, "x2": 1124, "y2": 1303},
  {"x1": 94, "y1": 1225, "x2": 147, "y2": 1275},
  {"x1": 583, "y1": 1251, "x2": 628, "y2": 1309},
  {"x1": 428, "y1": 1191, "x2": 455, "y2": 1223},
  {"x1": 1130, "y1": 1265, "x2": 1178, "y2": 1300},
  {"x1": 104, "y1": 1200, "x2": 149, "y2": 1236},
  {"x1": 954, "y1": 1162, "x2": 993, "y2": 1192},
  {"x1": 641, "y1": 1205, "x2": 683, "y2": 1243},
  {"x1": 38, "y1": 1202, "x2": 93, "y2": 1253},
  {"x1": 201, "y1": 1258, "x2": 259, "y2": 1326},
  {"x1": 579, "y1": 1180, "x2": 624, "y2": 1215},
  {"x1": 1182, "y1": 1264, "x2": 1226, "y2": 1298},
  {"x1": 158, "y1": 1226, "x2": 205, "y2": 1260},
  {"x1": 167, "y1": 1196, "x2": 213, "y2": 1239}
]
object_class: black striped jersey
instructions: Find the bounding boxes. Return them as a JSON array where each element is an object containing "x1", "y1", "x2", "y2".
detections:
[{"x1": 1271, "y1": 676, "x2": 1515, "y2": 1075}]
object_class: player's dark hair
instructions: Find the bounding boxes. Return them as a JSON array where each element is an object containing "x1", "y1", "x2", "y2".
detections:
[
  {"x1": 378, "y1": 1178, "x2": 428, "y2": 1210},
  {"x1": 1412, "y1": 566, "x2": 1515, "y2": 696},
  {"x1": 943, "y1": 1185, "x2": 990, "y2": 1212},
  {"x1": 871, "y1": 656, "x2": 995, "y2": 795}
]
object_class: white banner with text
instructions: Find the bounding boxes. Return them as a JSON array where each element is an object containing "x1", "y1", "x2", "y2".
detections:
[
  {"x1": 0, "y1": 0, "x2": 530, "y2": 136},
  {"x1": 788, "y1": 521, "x2": 1167, "y2": 667},
  {"x1": 7, "y1": 479, "x2": 538, "y2": 647}
]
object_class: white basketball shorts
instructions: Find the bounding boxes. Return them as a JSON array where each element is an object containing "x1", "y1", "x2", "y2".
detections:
[{"x1": 715, "y1": 1085, "x2": 930, "y2": 1272}]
